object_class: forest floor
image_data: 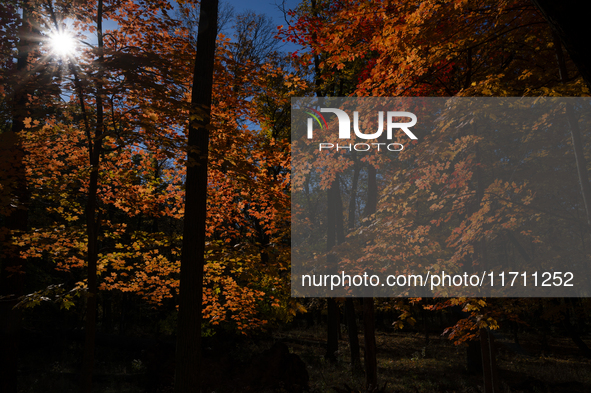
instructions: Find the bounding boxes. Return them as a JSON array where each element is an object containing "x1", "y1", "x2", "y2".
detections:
[
  {"x1": 277, "y1": 324, "x2": 591, "y2": 393},
  {"x1": 17, "y1": 322, "x2": 591, "y2": 393}
]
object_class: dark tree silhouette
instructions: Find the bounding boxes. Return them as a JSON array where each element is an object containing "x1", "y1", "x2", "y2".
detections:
[
  {"x1": 531, "y1": 0, "x2": 591, "y2": 90},
  {"x1": 174, "y1": 0, "x2": 218, "y2": 392}
]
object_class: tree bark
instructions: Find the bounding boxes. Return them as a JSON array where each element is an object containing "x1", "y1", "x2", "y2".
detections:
[
  {"x1": 345, "y1": 299, "x2": 361, "y2": 372},
  {"x1": 80, "y1": 2, "x2": 105, "y2": 391},
  {"x1": 174, "y1": 0, "x2": 218, "y2": 392}
]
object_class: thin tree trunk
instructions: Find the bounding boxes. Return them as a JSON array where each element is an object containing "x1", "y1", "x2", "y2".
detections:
[
  {"x1": 80, "y1": 2, "x2": 105, "y2": 391},
  {"x1": 363, "y1": 298, "x2": 377, "y2": 390},
  {"x1": 549, "y1": 33, "x2": 591, "y2": 359},
  {"x1": 466, "y1": 122, "x2": 487, "y2": 375},
  {"x1": 552, "y1": 32, "x2": 591, "y2": 228},
  {"x1": 363, "y1": 164, "x2": 378, "y2": 390},
  {"x1": 344, "y1": 158, "x2": 362, "y2": 371},
  {"x1": 325, "y1": 180, "x2": 338, "y2": 361},
  {"x1": 327, "y1": 174, "x2": 349, "y2": 361},
  {"x1": 565, "y1": 104, "x2": 591, "y2": 226},
  {"x1": 364, "y1": 165, "x2": 377, "y2": 217},
  {"x1": 174, "y1": 0, "x2": 218, "y2": 392},
  {"x1": 347, "y1": 155, "x2": 360, "y2": 230},
  {"x1": 336, "y1": 182, "x2": 344, "y2": 345}
]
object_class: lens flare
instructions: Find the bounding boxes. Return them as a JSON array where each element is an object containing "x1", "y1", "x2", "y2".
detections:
[{"x1": 50, "y1": 31, "x2": 75, "y2": 56}]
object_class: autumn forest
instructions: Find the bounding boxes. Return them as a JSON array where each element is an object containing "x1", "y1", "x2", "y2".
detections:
[{"x1": 1, "y1": 0, "x2": 591, "y2": 392}]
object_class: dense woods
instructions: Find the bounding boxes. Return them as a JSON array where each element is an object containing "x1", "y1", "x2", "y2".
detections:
[{"x1": 1, "y1": 0, "x2": 590, "y2": 392}]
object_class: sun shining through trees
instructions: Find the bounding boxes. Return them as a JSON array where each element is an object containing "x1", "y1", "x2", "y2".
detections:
[{"x1": 49, "y1": 31, "x2": 75, "y2": 57}]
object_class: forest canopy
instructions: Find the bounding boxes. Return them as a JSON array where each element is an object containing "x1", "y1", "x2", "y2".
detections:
[{"x1": 1, "y1": 0, "x2": 591, "y2": 392}]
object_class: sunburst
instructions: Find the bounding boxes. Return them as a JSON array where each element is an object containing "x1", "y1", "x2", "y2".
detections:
[{"x1": 50, "y1": 31, "x2": 75, "y2": 57}]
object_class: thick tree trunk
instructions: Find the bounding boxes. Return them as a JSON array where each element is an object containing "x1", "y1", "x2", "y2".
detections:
[
  {"x1": 326, "y1": 298, "x2": 339, "y2": 361},
  {"x1": 174, "y1": 1, "x2": 218, "y2": 392},
  {"x1": 345, "y1": 298, "x2": 361, "y2": 372},
  {"x1": 0, "y1": 4, "x2": 33, "y2": 392}
]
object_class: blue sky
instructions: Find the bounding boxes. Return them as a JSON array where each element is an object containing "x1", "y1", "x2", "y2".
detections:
[
  {"x1": 223, "y1": 0, "x2": 301, "y2": 54},
  {"x1": 98, "y1": 0, "x2": 301, "y2": 54},
  {"x1": 225, "y1": 0, "x2": 295, "y2": 25}
]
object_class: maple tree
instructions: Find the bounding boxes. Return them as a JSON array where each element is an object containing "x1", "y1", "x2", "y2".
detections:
[
  {"x1": 3, "y1": 0, "x2": 294, "y2": 351},
  {"x1": 2, "y1": 0, "x2": 591, "y2": 391},
  {"x1": 0, "y1": 1, "x2": 301, "y2": 391}
]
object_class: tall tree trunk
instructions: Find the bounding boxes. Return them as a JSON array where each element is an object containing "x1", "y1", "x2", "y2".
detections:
[
  {"x1": 326, "y1": 174, "x2": 347, "y2": 361},
  {"x1": 363, "y1": 164, "x2": 378, "y2": 390},
  {"x1": 80, "y1": 2, "x2": 105, "y2": 391},
  {"x1": 326, "y1": 298, "x2": 339, "y2": 361},
  {"x1": 345, "y1": 298, "x2": 361, "y2": 373},
  {"x1": 347, "y1": 155, "x2": 360, "y2": 230},
  {"x1": 310, "y1": 0, "x2": 339, "y2": 359},
  {"x1": 363, "y1": 298, "x2": 377, "y2": 390},
  {"x1": 0, "y1": 3, "x2": 33, "y2": 392},
  {"x1": 345, "y1": 157, "x2": 362, "y2": 372},
  {"x1": 364, "y1": 165, "x2": 377, "y2": 218},
  {"x1": 466, "y1": 122, "x2": 486, "y2": 375},
  {"x1": 174, "y1": 0, "x2": 218, "y2": 392},
  {"x1": 325, "y1": 180, "x2": 338, "y2": 361}
]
